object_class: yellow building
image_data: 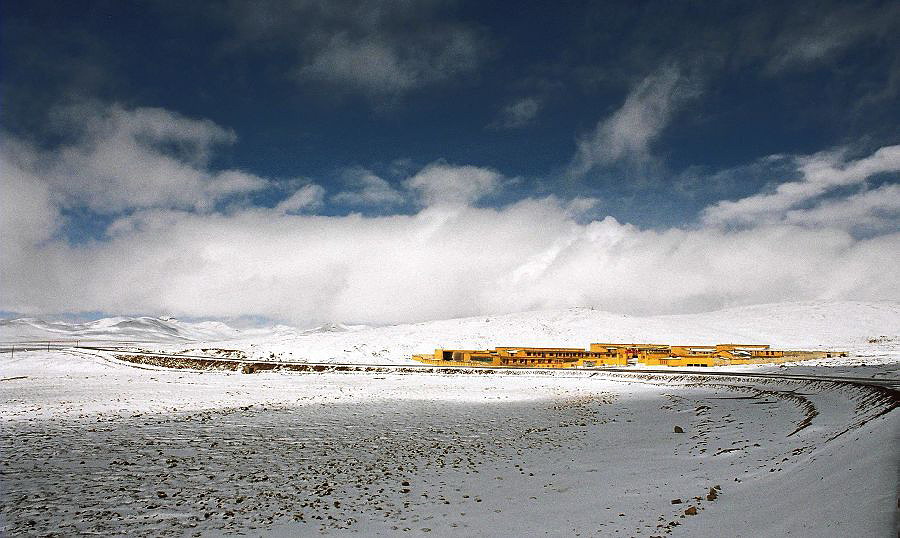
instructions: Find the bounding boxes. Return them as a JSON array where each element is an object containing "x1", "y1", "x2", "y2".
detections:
[
  {"x1": 411, "y1": 342, "x2": 846, "y2": 368},
  {"x1": 412, "y1": 346, "x2": 627, "y2": 368}
]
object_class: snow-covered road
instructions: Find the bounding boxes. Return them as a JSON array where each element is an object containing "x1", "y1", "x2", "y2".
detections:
[{"x1": 1, "y1": 349, "x2": 897, "y2": 536}]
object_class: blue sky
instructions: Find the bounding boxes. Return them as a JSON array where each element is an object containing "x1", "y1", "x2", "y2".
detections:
[{"x1": 2, "y1": 1, "x2": 899, "y2": 325}]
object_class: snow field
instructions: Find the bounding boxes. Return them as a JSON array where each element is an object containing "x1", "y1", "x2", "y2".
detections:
[{"x1": 1, "y1": 350, "x2": 897, "y2": 536}]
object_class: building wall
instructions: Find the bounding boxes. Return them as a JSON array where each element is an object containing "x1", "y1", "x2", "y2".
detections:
[{"x1": 411, "y1": 344, "x2": 845, "y2": 369}]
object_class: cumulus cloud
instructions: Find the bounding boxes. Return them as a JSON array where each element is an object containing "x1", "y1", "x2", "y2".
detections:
[
  {"x1": 489, "y1": 97, "x2": 541, "y2": 129},
  {"x1": 570, "y1": 66, "x2": 699, "y2": 176},
  {"x1": 34, "y1": 104, "x2": 269, "y2": 213},
  {"x1": 405, "y1": 162, "x2": 503, "y2": 206},
  {"x1": 702, "y1": 145, "x2": 900, "y2": 229},
  {"x1": 329, "y1": 163, "x2": 505, "y2": 209},
  {"x1": 276, "y1": 184, "x2": 326, "y2": 214},
  {"x1": 331, "y1": 167, "x2": 405, "y2": 208}
]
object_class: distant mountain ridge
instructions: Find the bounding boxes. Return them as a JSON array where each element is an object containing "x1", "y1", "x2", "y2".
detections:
[
  {"x1": 0, "y1": 316, "x2": 370, "y2": 343},
  {"x1": 0, "y1": 316, "x2": 235, "y2": 342}
]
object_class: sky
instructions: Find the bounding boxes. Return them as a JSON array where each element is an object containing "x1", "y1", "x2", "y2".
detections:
[{"x1": 2, "y1": 0, "x2": 899, "y2": 326}]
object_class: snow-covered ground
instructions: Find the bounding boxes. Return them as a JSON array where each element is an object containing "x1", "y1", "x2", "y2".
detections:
[
  {"x1": 1, "y1": 301, "x2": 898, "y2": 536},
  {"x1": 1, "y1": 350, "x2": 897, "y2": 536}
]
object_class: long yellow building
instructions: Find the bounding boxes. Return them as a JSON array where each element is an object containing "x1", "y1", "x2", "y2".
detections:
[{"x1": 411, "y1": 343, "x2": 846, "y2": 368}]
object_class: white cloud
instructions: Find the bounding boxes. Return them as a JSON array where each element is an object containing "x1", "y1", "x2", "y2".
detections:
[
  {"x1": 0, "y1": 140, "x2": 58, "y2": 250},
  {"x1": 229, "y1": 0, "x2": 488, "y2": 97},
  {"x1": 764, "y1": 3, "x2": 900, "y2": 73},
  {"x1": 0, "y1": 140, "x2": 63, "y2": 314},
  {"x1": 571, "y1": 66, "x2": 698, "y2": 175},
  {"x1": 405, "y1": 162, "x2": 503, "y2": 206},
  {"x1": 563, "y1": 196, "x2": 602, "y2": 219},
  {"x1": 490, "y1": 97, "x2": 541, "y2": 129},
  {"x1": 702, "y1": 145, "x2": 900, "y2": 228},
  {"x1": 300, "y1": 37, "x2": 420, "y2": 94},
  {"x1": 298, "y1": 29, "x2": 482, "y2": 95},
  {"x1": 3, "y1": 105, "x2": 898, "y2": 326},
  {"x1": 276, "y1": 184, "x2": 326, "y2": 214},
  {"x1": 42, "y1": 104, "x2": 268, "y2": 212},
  {"x1": 331, "y1": 163, "x2": 505, "y2": 209},
  {"x1": 784, "y1": 183, "x2": 900, "y2": 232},
  {"x1": 331, "y1": 168, "x2": 405, "y2": 208},
  {"x1": 3, "y1": 195, "x2": 896, "y2": 325}
]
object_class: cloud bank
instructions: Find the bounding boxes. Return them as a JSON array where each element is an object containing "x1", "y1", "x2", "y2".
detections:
[{"x1": 2, "y1": 104, "x2": 898, "y2": 326}]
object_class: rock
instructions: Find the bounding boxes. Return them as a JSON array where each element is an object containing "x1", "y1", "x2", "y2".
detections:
[
  {"x1": 670, "y1": 498, "x2": 682, "y2": 504},
  {"x1": 684, "y1": 506, "x2": 698, "y2": 516},
  {"x1": 157, "y1": 491, "x2": 167, "y2": 498},
  {"x1": 706, "y1": 487, "x2": 718, "y2": 501},
  {"x1": 674, "y1": 426, "x2": 684, "y2": 433}
]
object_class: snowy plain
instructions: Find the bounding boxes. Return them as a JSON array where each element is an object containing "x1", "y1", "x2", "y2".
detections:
[{"x1": 1, "y1": 301, "x2": 898, "y2": 536}]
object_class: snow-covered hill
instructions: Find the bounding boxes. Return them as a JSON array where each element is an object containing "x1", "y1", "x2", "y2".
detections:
[
  {"x1": 2, "y1": 301, "x2": 897, "y2": 364},
  {"x1": 231, "y1": 300, "x2": 899, "y2": 363}
]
